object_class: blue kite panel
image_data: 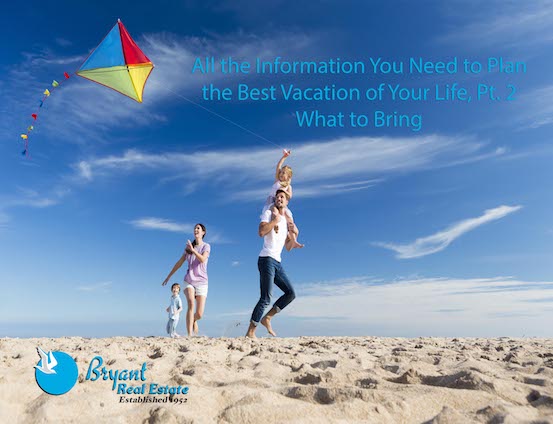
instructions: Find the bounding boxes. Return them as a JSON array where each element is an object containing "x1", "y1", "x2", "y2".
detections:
[{"x1": 79, "y1": 23, "x2": 125, "y2": 71}]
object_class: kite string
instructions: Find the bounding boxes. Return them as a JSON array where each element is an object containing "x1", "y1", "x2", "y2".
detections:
[{"x1": 151, "y1": 81, "x2": 285, "y2": 151}]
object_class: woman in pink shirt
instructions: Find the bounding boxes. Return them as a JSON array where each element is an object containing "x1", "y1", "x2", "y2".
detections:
[{"x1": 162, "y1": 223, "x2": 211, "y2": 336}]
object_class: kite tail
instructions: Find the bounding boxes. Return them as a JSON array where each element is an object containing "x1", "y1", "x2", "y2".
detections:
[{"x1": 20, "y1": 72, "x2": 71, "y2": 157}]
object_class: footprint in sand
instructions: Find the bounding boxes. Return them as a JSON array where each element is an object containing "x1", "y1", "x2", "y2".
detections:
[
  {"x1": 527, "y1": 390, "x2": 553, "y2": 408},
  {"x1": 424, "y1": 406, "x2": 469, "y2": 424},
  {"x1": 284, "y1": 386, "x2": 370, "y2": 405},
  {"x1": 148, "y1": 348, "x2": 163, "y2": 359},
  {"x1": 146, "y1": 406, "x2": 189, "y2": 424},
  {"x1": 310, "y1": 360, "x2": 337, "y2": 370},
  {"x1": 294, "y1": 373, "x2": 322, "y2": 385},
  {"x1": 356, "y1": 378, "x2": 378, "y2": 389}
]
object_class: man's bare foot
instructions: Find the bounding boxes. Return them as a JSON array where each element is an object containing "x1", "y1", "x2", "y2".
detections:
[
  {"x1": 245, "y1": 323, "x2": 257, "y2": 338},
  {"x1": 261, "y1": 316, "x2": 277, "y2": 336},
  {"x1": 193, "y1": 321, "x2": 199, "y2": 335},
  {"x1": 292, "y1": 240, "x2": 304, "y2": 249}
]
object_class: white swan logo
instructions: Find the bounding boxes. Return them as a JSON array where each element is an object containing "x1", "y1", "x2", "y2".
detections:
[
  {"x1": 34, "y1": 347, "x2": 78, "y2": 395},
  {"x1": 35, "y1": 347, "x2": 58, "y2": 374}
]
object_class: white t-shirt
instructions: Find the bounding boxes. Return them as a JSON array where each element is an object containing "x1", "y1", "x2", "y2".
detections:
[
  {"x1": 259, "y1": 209, "x2": 288, "y2": 262},
  {"x1": 262, "y1": 181, "x2": 293, "y2": 218}
]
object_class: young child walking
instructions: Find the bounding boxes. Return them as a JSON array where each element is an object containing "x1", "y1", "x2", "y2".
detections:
[
  {"x1": 262, "y1": 150, "x2": 303, "y2": 248},
  {"x1": 166, "y1": 283, "x2": 183, "y2": 338}
]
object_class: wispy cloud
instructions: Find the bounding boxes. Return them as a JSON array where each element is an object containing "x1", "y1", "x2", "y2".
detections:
[
  {"x1": 0, "y1": 187, "x2": 70, "y2": 229},
  {"x1": 229, "y1": 179, "x2": 383, "y2": 201},
  {"x1": 287, "y1": 275, "x2": 553, "y2": 336},
  {"x1": 8, "y1": 187, "x2": 67, "y2": 208},
  {"x1": 128, "y1": 217, "x2": 228, "y2": 243},
  {"x1": 0, "y1": 211, "x2": 9, "y2": 229},
  {"x1": 21, "y1": 51, "x2": 85, "y2": 66},
  {"x1": 76, "y1": 282, "x2": 112, "y2": 292},
  {"x1": 129, "y1": 217, "x2": 194, "y2": 233},
  {"x1": 231, "y1": 261, "x2": 240, "y2": 267},
  {"x1": 439, "y1": 1, "x2": 553, "y2": 49},
  {"x1": 523, "y1": 297, "x2": 553, "y2": 303},
  {"x1": 73, "y1": 135, "x2": 503, "y2": 200},
  {"x1": 515, "y1": 84, "x2": 553, "y2": 130},
  {"x1": 213, "y1": 309, "x2": 252, "y2": 318},
  {"x1": 375, "y1": 205, "x2": 522, "y2": 259}
]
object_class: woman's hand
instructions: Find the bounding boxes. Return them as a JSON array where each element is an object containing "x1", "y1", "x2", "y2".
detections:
[
  {"x1": 282, "y1": 149, "x2": 291, "y2": 157},
  {"x1": 162, "y1": 277, "x2": 169, "y2": 286},
  {"x1": 186, "y1": 239, "x2": 195, "y2": 253}
]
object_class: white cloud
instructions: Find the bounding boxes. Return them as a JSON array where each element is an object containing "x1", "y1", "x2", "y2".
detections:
[
  {"x1": 22, "y1": 52, "x2": 85, "y2": 66},
  {"x1": 128, "y1": 217, "x2": 228, "y2": 243},
  {"x1": 375, "y1": 205, "x2": 522, "y2": 259},
  {"x1": 229, "y1": 179, "x2": 383, "y2": 201},
  {"x1": 231, "y1": 261, "x2": 240, "y2": 267},
  {"x1": 128, "y1": 218, "x2": 194, "y2": 233},
  {"x1": 516, "y1": 85, "x2": 553, "y2": 130},
  {"x1": 18, "y1": 188, "x2": 70, "y2": 208},
  {"x1": 77, "y1": 162, "x2": 93, "y2": 181},
  {"x1": 74, "y1": 135, "x2": 501, "y2": 200},
  {"x1": 55, "y1": 38, "x2": 73, "y2": 47},
  {"x1": 214, "y1": 309, "x2": 252, "y2": 318},
  {"x1": 76, "y1": 281, "x2": 112, "y2": 292},
  {"x1": 0, "y1": 187, "x2": 70, "y2": 229},
  {"x1": 439, "y1": 1, "x2": 553, "y2": 49},
  {"x1": 0, "y1": 211, "x2": 10, "y2": 229},
  {"x1": 287, "y1": 275, "x2": 553, "y2": 336}
]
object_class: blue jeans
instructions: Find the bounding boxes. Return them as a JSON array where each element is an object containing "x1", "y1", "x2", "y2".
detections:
[
  {"x1": 251, "y1": 256, "x2": 296, "y2": 325},
  {"x1": 166, "y1": 317, "x2": 179, "y2": 335}
]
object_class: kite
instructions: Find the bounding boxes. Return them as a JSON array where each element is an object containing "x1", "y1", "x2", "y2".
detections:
[
  {"x1": 76, "y1": 19, "x2": 154, "y2": 103},
  {"x1": 20, "y1": 20, "x2": 153, "y2": 156}
]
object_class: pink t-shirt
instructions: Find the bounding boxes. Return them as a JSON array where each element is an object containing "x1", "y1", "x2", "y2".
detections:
[{"x1": 184, "y1": 243, "x2": 210, "y2": 287}]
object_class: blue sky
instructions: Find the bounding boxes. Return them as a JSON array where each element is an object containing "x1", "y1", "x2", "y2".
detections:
[{"x1": 1, "y1": 1, "x2": 553, "y2": 338}]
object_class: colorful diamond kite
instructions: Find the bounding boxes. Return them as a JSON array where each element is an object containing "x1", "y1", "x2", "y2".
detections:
[{"x1": 76, "y1": 19, "x2": 154, "y2": 103}]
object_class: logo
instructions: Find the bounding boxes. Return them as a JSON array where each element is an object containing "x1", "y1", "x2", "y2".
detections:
[
  {"x1": 34, "y1": 347, "x2": 79, "y2": 395},
  {"x1": 85, "y1": 356, "x2": 189, "y2": 404},
  {"x1": 33, "y1": 348, "x2": 188, "y2": 403}
]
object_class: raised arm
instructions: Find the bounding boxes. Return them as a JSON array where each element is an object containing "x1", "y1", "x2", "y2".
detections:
[
  {"x1": 162, "y1": 253, "x2": 187, "y2": 285},
  {"x1": 275, "y1": 149, "x2": 291, "y2": 180}
]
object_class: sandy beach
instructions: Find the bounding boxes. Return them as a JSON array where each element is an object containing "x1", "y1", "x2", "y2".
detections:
[{"x1": 1, "y1": 336, "x2": 552, "y2": 423}]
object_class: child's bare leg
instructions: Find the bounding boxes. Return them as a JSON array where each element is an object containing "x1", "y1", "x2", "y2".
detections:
[
  {"x1": 285, "y1": 212, "x2": 304, "y2": 249},
  {"x1": 288, "y1": 231, "x2": 304, "y2": 249}
]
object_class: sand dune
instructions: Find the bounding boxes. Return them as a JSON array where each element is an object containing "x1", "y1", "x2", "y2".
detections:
[{"x1": 1, "y1": 337, "x2": 552, "y2": 423}]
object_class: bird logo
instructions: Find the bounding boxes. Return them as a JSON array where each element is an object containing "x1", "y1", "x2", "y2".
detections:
[
  {"x1": 34, "y1": 348, "x2": 78, "y2": 395},
  {"x1": 35, "y1": 347, "x2": 58, "y2": 374}
]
